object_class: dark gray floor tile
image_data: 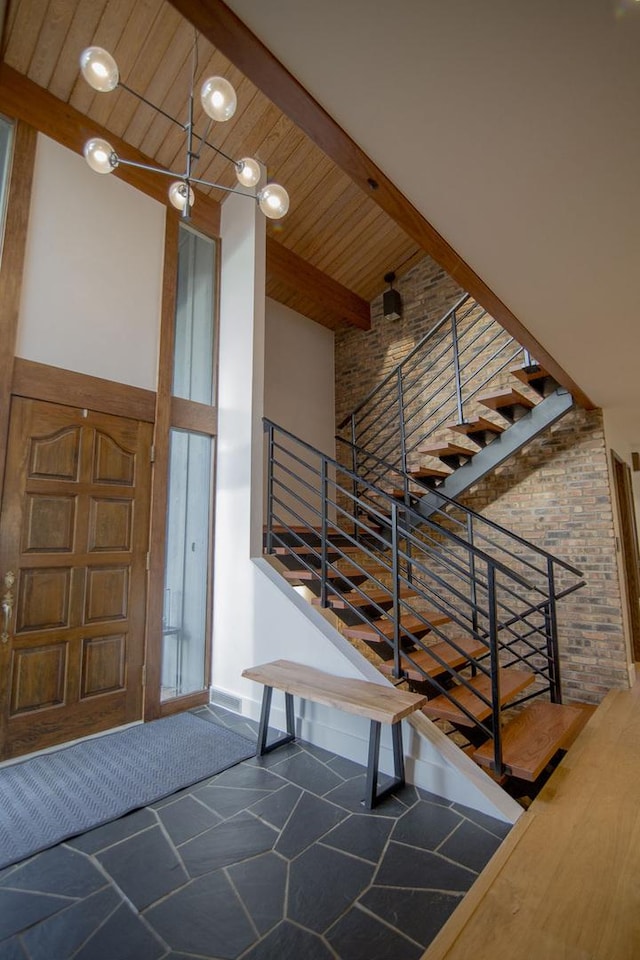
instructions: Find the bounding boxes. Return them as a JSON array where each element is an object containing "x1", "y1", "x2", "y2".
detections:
[
  {"x1": 450, "y1": 802, "x2": 512, "y2": 839},
  {"x1": 194, "y1": 785, "x2": 273, "y2": 819},
  {"x1": 20, "y1": 886, "x2": 120, "y2": 960},
  {"x1": 246, "y1": 742, "x2": 303, "y2": 767},
  {"x1": 250, "y1": 784, "x2": 303, "y2": 830},
  {"x1": 179, "y1": 811, "x2": 277, "y2": 877},
  {"x1": 66, "y1": 807, "x2": 157, "y2": 854},
  {"x1": 288, "y1": 843, "x2": 374, "y2": 933},
  {"x1": 299, "y1": 741, "x2": 338, "y2": 764},
  {"x1": 156, "y1": 795, "x2": 222, "y2": 845},
  {"x1": 0, "y1": 938, "x2": 27, "y2": 959},
  {"x1": 0, "y1": 890, "x2": 70, "y2": 941},
  {"x1": 393, "y1": 783, "x2": 421, "y2": 808},
  {"x1": 326, "y1": 754, "x2": 366, "y2": 779},
  {"x1": 275, "y1": 792, "x2": 349, "y2": 860},
  {"x1": 437, "y1": 818, "x2": 503, "y2": 873},
  {"x1": 96, "y1": 825, "x2": 188, "y2": 910},
  {"x1": 241, "y1": 921, "x2": 334, "y2": 960},
  {"x1": 208, "y1": 764, "x2": 284, "y2": 792},
  {"x1": 327, "y1": 905, "x2": 423, "y2": 960},
  {"x1": 145, "y1": 870, "x2": 256, "y2": 957},
  {"x1": 264, "y1": 750, "x2": 343, "y2": 795},
  {"x1": 227, "y1": 851, "x2": 287, "y2": 935},
  {"x1": 416, "y1": 787, "x2": 454, "y2": 807},
  {"x1": 73, "y1": 903, "x2": 165, "y2": 960},
  {"x1": 392, "y1": 800, "x2": 464, "y2": 851},
  {"x1": 360, "y1": 886, "x2": 463, "y2": 947},
  {"x1": 324, "y1": 775, "x2": 407, "y2": 818},
  {"x1": 321, "y1": 814, "x2": 393, "y2": 863},
  {"x1": 375, "y1": 842, "x2": 477, "y2": 892},
  {"x1": 0, "y1": 845, "x2": 105, "y2": 897}
]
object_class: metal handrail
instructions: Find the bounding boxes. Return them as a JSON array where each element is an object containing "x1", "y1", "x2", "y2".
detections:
[
  {"x1": 264, "y1": 419, "x2": 585, "y2": 775},
  {"x1": 336, "y1": 436, "x2": 583, "y2": 578},
  {"x1": 337, "y1": 293, "x2": 472, "y2": 429}
]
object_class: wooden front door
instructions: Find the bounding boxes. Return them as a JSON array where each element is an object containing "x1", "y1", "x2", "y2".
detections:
[{"x1": 0, "y1": 398, "x2": 153, "y2": 760}]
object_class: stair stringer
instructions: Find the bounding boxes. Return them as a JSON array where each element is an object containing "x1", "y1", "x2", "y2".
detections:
[
  {"x1": 419, "y1": 388, "x2": 574, "y2": 517},
  {"x1": 257, "y1": 555, "x2": 523, "y2": 824}
]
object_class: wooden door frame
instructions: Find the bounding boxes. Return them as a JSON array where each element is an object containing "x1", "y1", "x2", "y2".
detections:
[{"x1": 611, "y1": 450, "x2": 640, "y2": 662}]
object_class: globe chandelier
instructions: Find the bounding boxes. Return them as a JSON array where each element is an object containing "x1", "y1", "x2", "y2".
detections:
[{"x1": 78, "y1": 38, "x2": 289, "y2": 221}]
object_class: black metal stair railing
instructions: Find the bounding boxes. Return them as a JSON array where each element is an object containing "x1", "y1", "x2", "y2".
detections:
[
  {"x1": 337, "y1": 293, "x2": 532, "y2": 486},
  {"x1": 264, "y1": 420, "x2": 585, "y2": 777}
]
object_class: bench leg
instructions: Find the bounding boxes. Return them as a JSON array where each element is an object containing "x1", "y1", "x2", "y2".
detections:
[
  {"x1": 256, "y1": 686, "x2": 296, "y2": 756},
  {"x1": 363, "y1": 719, "x2": 406, "y2": 810}
]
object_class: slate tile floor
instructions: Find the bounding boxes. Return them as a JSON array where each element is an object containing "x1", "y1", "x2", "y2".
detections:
[{"x1": 0, "y1": 705, "x2": 511, "y2": 960}]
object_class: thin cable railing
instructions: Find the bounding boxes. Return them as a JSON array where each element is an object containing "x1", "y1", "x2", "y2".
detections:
[{"x1": 264, "y1": 420, "x2": 585, "y2": 776}]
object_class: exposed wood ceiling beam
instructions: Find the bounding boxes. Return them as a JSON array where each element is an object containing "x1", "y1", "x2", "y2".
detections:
[
  {"x1": 267, "y1": 239, "x2": 369, "y2": 330},
  {"x1": 0, "y1": 63, "x2": 361, "y2": 332},
  {"x1": 168, "y1": 0, "x2": 595, "y2": 410}
]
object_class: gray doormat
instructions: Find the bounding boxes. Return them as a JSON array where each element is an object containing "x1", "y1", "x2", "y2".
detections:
[{"x1": 0, "y1": 713, "x2": 255, "y2": 870}]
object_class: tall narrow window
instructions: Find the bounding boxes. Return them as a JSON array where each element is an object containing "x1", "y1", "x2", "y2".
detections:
[
  {"x1": 161, "y1": 225, "x2": 218, "y2": 701},
  {"x1": 0, "y1": 118, "x2": 14, "y2": 257}
]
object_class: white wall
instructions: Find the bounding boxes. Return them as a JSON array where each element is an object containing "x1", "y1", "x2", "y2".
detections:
[
  {"x1": 263, "y1": 298, "x2": 335, "y2": 526},
  {"x1": 17, "y1": 135, "x2": 165, "y2": 390},
  {"x1": 264, "y1": 298, "x2": 335, "y2": 453},
  {"x1": 212, "y1": 195, "x2": 520, "y2": 822}
]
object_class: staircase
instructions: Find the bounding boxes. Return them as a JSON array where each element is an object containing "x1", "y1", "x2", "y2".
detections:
[
  {"x1": 338, "y1": 293, "x2": 573, "y2": 513},
  {"x1": 263, "y1": 294, "x2": 587, "y2": 788},
  {"x1": 264, "y1": 420, "x2": 586, "y2": 786}
]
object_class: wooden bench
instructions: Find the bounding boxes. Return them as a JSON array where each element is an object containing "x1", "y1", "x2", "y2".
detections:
[{"x1": 241, "y1": 659, "x2": 427, "y2": 809}]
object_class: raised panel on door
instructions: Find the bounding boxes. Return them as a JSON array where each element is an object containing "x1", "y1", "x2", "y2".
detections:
[{"x1": 0, "y1": 397, "x2": 152, "y2": 759}]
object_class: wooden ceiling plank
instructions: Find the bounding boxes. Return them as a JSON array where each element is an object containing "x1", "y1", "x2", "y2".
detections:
[
  {"x1": 47, "y1": 0, "x2": 107, "y2": 102},
  {"x1": 27, "y1": 0, "x2": 77, "y2": 89},
  {"x1": 153, "y1": 45, "x2": 232, "y2": 169},
  {"x1": 167, "y1": 0, "x2": 595, "y2": 409},
  {"x1": 98, "y1": 3, "x2": 182, "y2": 138},
  {"x1": 266, "y1": 236, "x2": 369, "y2": 330},
  {"x1": 324, "y1": 215, "x2": 410, "y2": 288},
  {"x1": 3, "y1": 0, "x2": 50, "y2": 74},
  {"x1": 68, "y1": 0, "x2": 149, "y2": 115},
  {"x1": 123, "y1": 17, "x2": 193, "y2": 148},
  {"x1": 0, "y1": 62, "x2": 221, "y2": 236},
  {"x1": 88, "y1": 0, "x2": 166, "y2": 130},
  {"x1": 267, "y1": 166, "x2": 352, "y2": 251},
  {"x1": 313, "y1": 204, "x2": 389, "y2": 280}
]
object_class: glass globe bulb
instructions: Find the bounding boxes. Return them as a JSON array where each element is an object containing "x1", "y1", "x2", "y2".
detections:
[
  {"x1": 200, "y1": 76, "x2": 237, "y2": 122},
  {"x1": 79, "y1": 47, "x2": 119, "y2": 92},
  {"x1": 168, "y1": 181, "x2": 195, "y2": 212},
  {"x1": 83, "y1": 138, "x2": 117, "y2": 174},
  {"x1": 235, "y1": 158, "x2": 261, "y2": 188},
  {"x1": 257, "y1": 183, "x2": 289, "y2": 219}
]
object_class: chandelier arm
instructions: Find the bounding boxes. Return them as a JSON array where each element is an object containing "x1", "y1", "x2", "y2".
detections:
[
  {"x1": 118, "y1": 81, "x2": 188, "y2": 132},
  {"x1": 115, "y1": 156, "x2": 187, "y2": 179},
  {"x1": 188, "y1": 175, "x2": 257, "y2": 199}
]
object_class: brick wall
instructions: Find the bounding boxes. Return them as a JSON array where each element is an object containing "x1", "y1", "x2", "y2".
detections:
[{"x1": 335, "y1": 256, "x2": 629, "y2": 704}]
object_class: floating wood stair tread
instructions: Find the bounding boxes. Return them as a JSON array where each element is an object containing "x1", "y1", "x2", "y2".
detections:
[
  {"x1": 477, "y1": 389, "x2": 536, "y2": 413},
  {"x1": 450, "y1": 417, "x2": 505, "y2": 436},
  {"x1": 272, "y1": 545, "x2": 359, "y2": 556},
  {"x1": 378, "y1": 634, "x2": 489, "y2": 681},
  {"x1": 391, "y1": 488, "x2": 426, "y2": 500},
  {"x1": 472, "y1": 700, "x2": 586, "y2": 781},
  {"x1": 421, "y1": 668, "x2": 534, "y2": 727},
  {"x1": 409, "y1": 466, "x2": 451, "y2": 480},
  {"x1": 343, "y1": 611, "x2": 451, "y2": 643},
  {"x1": 312, "y1": 586, "x2": 416, "y2": 610},
  {"x1": 281, "y1": 562, "x2": 367, "y2": 583},
  {"x1": 418, "y1": 443, "x2": 477, "y2": 458}
]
